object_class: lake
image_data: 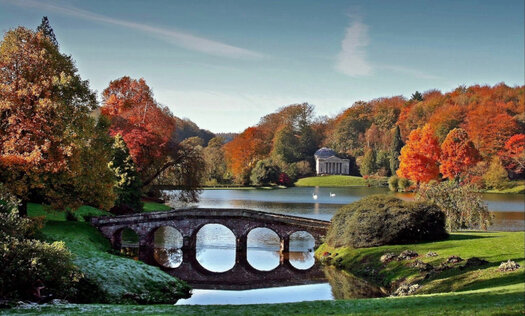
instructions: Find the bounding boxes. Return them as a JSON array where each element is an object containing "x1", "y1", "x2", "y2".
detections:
[{"x1": 168, "y1": 187, "x2": 523, "y2": 305}]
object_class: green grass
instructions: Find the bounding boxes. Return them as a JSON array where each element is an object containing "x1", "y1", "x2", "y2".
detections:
[
  {"x1": 27, "y1": 204, "x2": 190, "y2": 304},
  {"x1": 27, "y1": 203, "x2": 111, "y2": 221},
  {"x1": 4, "y1": 283, "x2": 524, "y2": 315},
  {"x1": 485, "y1": 183, "x2": 525, "y2": 194},
  {"x1": 295, "y1": 175, "x2": 366, "y2": 187},
  {"x1": 142, "y1": 201, "x2": 171, "y2": 212},
  {"x1": 316, "y1": 231, "x2": 525, "y2": 294}
]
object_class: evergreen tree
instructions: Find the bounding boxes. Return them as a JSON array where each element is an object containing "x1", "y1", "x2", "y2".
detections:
[
  {"x1": 108, "y1": 134, "x2": 143, "y2": 214},
  {"x1": 36, "y1": 16, "x2": 58, "y2": 47},
  {"x1": 390, "y1": 125, "x2": 404, "y2": 175},
  {"x1": 411, "y1": 91, "x2": 423, "y2": 102},
  {"x1": 360, "y1": 148, "x2": 377, "y2": 176}
]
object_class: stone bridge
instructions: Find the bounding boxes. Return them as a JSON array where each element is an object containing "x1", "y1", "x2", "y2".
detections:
[{"x1": 90, "y1": 208, "x2": 330, "y2": 289}]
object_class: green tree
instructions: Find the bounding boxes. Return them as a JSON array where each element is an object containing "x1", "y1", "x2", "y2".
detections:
[
  {"x1": 483, "y1": 157, "x2": 511, "y2": 190},
  {"x1": 272, "y1": 126, "x2": 301, "y2": 163},
  {"x1": 36, "y1": 16, "x2": 58, "y2": 47},
  {"x1": 250, "y1": 160, "x2": 281, "y2": 186},
  {"x1": 360, "y1": 148, "x2": 377, "y2": 176},
  {"x1": 389, "y1": 125, "x2": 404, "y2": 175},
  {"x1": 203, "y1": 136, "x2": 229, "y2": 184},
  {"x1": 411, "y1": 91, "x2": 423, "y2": 102},
  {"x1": 108, "y1": 134, "x2": 143, "y2": 214}
]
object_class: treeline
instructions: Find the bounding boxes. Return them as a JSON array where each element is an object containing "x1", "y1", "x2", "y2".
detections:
[{"x1": 205, "y1": 84, "x2": 524, "y2": 189}]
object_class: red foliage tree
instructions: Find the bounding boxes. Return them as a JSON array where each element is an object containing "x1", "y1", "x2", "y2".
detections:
[
  {"x1": 439, "y1": 128, "x2": 481, "y2": 180},
  {"x1": 499, "y1": 134, "x2": 525, "y2": 178},
  {"x1": 397, "y1": 125, "x2": 441, "y2": 184},
  {"x1": 101, "y1": 77, "x2": 176, "y2": 172}
]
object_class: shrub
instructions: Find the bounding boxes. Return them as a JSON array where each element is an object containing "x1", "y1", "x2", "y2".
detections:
[
  {"x1": 398, "y1": 177, "x2": 411, "y2": 191},
  {"x1": 0, "y1": 238, "x2": 81, "y2": 301},
  {"x1": 250, "y1": 160, "x2": 281, "y2": 186},
  {"x1": 326, "y1": 195, "x2": 448, "y2": 248},
  {"x1": 483, "y1": 157, "x2": 511, "y2": 190},
  {"x1": 416, "y1": 181, "x2": 492, "y2": 231},
  {"x1": 388, "y1": 176, "x2": 399, "y2": 192}
]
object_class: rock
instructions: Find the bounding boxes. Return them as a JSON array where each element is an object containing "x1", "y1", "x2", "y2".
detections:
[
  {"x1": 499, "y1": 260, "x2": 520, "y2": 272},
  {"x1": 410, "y1": 259, "x2": 433, "y2": 272},
  {"x1": 380, "y1": 252, "x2": 397, "y2": 263},
  {"x1": 446, "y1": 256, "x2": 463, "y2": 264},
  {"x1": 50, "y1": 299, "x2": 69, "y2": 305},
  {"x1": 461, "y1": 257, "x2": 489, "y2": 270},
  {"x1": 426, "y1": 251, "x2": 438, "y2": 257},
  {"x1": 435, "y1": 262, "x2": 451, "y2": 272},
  {"x1": 397, "y1": 250, "x2": 418, "y2": 260},
  {"x1": 391, "y1": 283, "x2": 420, "y2": 296}
]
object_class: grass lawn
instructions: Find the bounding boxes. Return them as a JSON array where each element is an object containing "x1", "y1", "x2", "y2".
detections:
[
  {"x1": 485, "y1": 183, "x2": 525, "y2": 194},
  {"x1": 27, "y1": 203, "x2": 111, "y2": 221},
  {"x1": 295, "y1": 175, "x2": 366, "y2": 187},
  {"x1": 4, "y1": 283, "x2": 524, "y2": 315},
  {"x1": 28, "y1": 204, "x2": 190, "y2": 304},
  {"x1": 142, "y1": 201, "x2": 171, "y2": 212},
  {"x1": 316, "y1": 231, "x2": 525, "y2": 294}
]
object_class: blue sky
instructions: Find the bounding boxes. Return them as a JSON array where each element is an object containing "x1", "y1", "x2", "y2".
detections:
[{"x1": 1, "y1": 0, "x2": 523, "y2": 132}]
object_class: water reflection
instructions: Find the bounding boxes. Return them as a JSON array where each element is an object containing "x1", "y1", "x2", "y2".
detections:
[
  {"x1": 323, "y1": 266, "x2": 384, "y2": 299},
  {"x1": 154, "y1": 226, "x2": 183, "y2": 268},
  {"x1": 196, "y1": 224, "x2": 236, "y2": 272},
  {"x1": 247, "y1": 228, "x2": 280, "y2": 271}
]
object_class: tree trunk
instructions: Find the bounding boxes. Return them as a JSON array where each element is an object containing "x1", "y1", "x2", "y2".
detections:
[{"x1": 19, "y1": 200, "x2": 28, "y2": 217}]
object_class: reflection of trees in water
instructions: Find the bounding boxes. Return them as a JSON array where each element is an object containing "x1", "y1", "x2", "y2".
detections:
[
  {"x1": 154, "y1": 248, "x2": 182, "y2": 268},
  {"x1": 324, "y1": 266, "x2": 384, "y2": 299},
  {"x1": 288, "y1": 251, "x2": 310, "y2": 262}
]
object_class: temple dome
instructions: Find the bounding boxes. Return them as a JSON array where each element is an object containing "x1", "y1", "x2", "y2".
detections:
[{"x1": 314, "y1": 147, "x2": 337, "y2": 159}]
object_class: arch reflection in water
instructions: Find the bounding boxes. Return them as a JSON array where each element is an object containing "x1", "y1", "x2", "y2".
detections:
[
  {"x1": 196, "y1": 224, "x2": 236, "y2": 272},
  {"x1": 247, "y1": 228, "x2": 281, "y2": 271},
  {"x1": 117, "y1": 227, "x2": 139, "y2": 258},
  {"x1": 289, "y1": 231, "x2": 315, "y2": 270},
  {"x1": 153, "y1": 226, "x2": 183, "y2": 268}
]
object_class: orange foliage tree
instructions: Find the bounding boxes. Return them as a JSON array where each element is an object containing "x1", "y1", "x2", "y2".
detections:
[
  {"x1": 463, "y1": 102, "x2": 518, "y2": 157},
  {"x1": 499, "y1": 134, "x2": 525, "y2": 178},
  {"x1": 223, "y1": 127, "x2": 269, "y2": 183},
  {"x1": 0, "y1": 27, "x2": 115, "y2": 214},
  {"x1": 439, "y1": 128, "x2": 481, "y2": 180},
  {"x1": 397, "y1": 125, "x2": 441, "y2": 184}
]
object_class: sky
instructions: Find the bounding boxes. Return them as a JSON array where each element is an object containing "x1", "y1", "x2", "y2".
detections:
[{"x1": 0, "y1": 0, "x2": 523, "y2": 133}]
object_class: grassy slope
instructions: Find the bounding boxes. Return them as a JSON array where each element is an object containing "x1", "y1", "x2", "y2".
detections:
[
  {"x1": 5, "y1": 283, "x2": 524, "y2": 315},
  {"x1": 28, "y1": 203, "x2": 190, "y2": 304},
  {"x1": 316, "y1": 232, "x2": 524, "y2": 294},
  {"x1": 142, "y1": 201, "x2": 171, "y2": 212},
  {"x1": 295, "y1": 175, "x2": 366, "y2": 187},
  {"x1": 27, "y1": 203, "x2": 111, "y2": 221},
  {"x1": 485, "y1": 183, "x2": 525, "y2": 194}
]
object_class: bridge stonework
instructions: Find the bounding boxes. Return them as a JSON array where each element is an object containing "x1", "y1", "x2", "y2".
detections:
[{"x1": 90, "y1": 208, "x2": 330, "y2": 289}]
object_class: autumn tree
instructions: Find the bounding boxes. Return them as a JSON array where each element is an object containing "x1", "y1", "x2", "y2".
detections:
[
  {"x1": 108, "y1": 134, "x2": 143, "y2": 214},
  {"x1": 0, "y1": 27, "x2": 115, "y2": 215},
  {"x1": 439, "y1": 128, "x2": 481, "y2": 180},
  {"x1": 223, "y1": 127, "x2": 269, "y2": 184},
  {"x1": 397, "y1": 125, "x2": 441, "y2": 184},
  {"x1": 464, "y1": 102, "x2": 518, "y2": 157},
  {"x1": 499, "y1": 134, "x2": 525, "y2": 179},
  {"x1": 101, "y1": 76, "x2": 205, "y2": 201}
]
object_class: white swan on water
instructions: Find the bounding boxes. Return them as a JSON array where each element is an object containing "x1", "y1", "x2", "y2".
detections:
[
  {"x1": 312, "y1": 193, "x2": 318, "y2": 200},
  {"x1": 330, "y1": 192, "x2": 336, "y2": 197}
]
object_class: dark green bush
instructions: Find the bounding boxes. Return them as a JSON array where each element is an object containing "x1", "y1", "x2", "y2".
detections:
[{"x1": 326, "y1": 195, "x2": 448, "y2": 248}]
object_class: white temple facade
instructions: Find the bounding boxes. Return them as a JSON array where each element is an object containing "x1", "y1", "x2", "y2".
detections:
[{"x1": 314, "y1": 147, "x2": 350, "y2": 175}]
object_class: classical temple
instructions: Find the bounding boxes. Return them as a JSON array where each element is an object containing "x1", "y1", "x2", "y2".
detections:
[{"x1": 314, "y1": 147, "x2": 350, "y2": 175}]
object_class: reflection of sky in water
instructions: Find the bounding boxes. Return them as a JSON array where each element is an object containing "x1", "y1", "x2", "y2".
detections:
[{"x1": 176, "y1": 283, "x2": 333, "y2": 305}]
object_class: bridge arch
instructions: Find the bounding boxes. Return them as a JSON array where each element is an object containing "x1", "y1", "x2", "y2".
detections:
[
  {"x1": 288, "y1": 231, "x2": 316, "y2": 270},
  {"x1": 152, "y1": 225, "x2": 183, "y2": 268},
  {"x1": 195, "y1": 223, "x2": 237, "y2": 273},
  {"x1": 246, "y1": 227, "x2": 281, "y2": 271}
]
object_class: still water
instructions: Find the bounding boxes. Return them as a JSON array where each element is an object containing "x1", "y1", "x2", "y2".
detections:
[{"x1": 167, "y1": 187, "x2": 523, "y2": 305}]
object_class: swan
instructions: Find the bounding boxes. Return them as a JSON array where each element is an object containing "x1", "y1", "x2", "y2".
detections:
[
  {"x1": 312, "y1": 193, "x2": 318, "y2": 200},
  {"x1": 330, "y1": 192, "x2": 336, "y2": 197}
]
